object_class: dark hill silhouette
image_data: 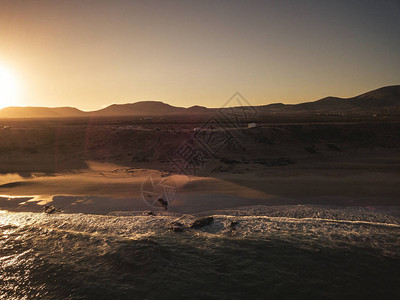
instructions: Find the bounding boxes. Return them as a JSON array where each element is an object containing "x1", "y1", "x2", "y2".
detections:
[
  {"x1": 51, "y1": 107, "x2": 87, "y2": 117},
  {"x1": 186, "y1": 105, "x2": 210, "y2": 113},
  {"x1": 269, "y1": 85, "x2": 400, "y2": 114},
  {"x1": 351, "y1": 85, "x2": 400, "y2": 108},
  {"x1": 0, "y1": 85, "x2": 398, "y2": 119},
  {"x1": 0, "y1": 106, "x2": 86, "y2": 118},
  {"x1": 91, "y1": 101, "x2": 186, "y2": 116}
]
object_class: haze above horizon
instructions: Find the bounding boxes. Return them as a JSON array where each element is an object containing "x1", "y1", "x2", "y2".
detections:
[{"x1": 0, "y1": 0, "x2": 399, "y2": 110}]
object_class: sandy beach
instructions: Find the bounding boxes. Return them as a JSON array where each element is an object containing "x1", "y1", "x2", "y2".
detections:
[{"x1": 1, "y1": 117, "x2": 399, "y2": 214}]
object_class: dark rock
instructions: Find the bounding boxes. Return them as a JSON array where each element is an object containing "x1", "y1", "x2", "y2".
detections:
[
  {"x1": 190, "y1": 217, "x2": 214, "y2": 228},
  {"x1": 43, "y1": 205, "x2": 56, "y2": 214},
  {"x1": 170, "y1": 226, "x2": 184, "y2": 232},
  {"x1": 168, "y1": 221, "x2": 185, "y2": 232},
  {"x1": 157, "y1": 198, "x2": 168, "y2": 210},
  {"x1": 229, "y1": 221, "x2": 238, "y2": 228}
]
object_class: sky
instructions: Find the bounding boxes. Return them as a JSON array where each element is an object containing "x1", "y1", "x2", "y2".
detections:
[{"x1": 0, "y1": 0, "x2": 399, "y2": 110}]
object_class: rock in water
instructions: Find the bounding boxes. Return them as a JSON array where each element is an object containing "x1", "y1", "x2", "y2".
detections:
[
  {"x1": 190, "y1": 217, "x2": 214, "y2": 229},
  {"x1": 168, "y1": 221, "x2": 185, "y2": 232},
  {"x1": 229, "y1": 221, "x2": 238, "y2": 229},
  {"x1": 157, "y1": 198, "x2": 168, "y2": 210},
  {"x1": 43, "y1": 205, "x2": 56, "y2": 214}
]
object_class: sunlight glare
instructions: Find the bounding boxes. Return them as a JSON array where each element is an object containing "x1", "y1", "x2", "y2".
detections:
[{"x1": 0, "y1": 65, "x2": 20, "y2": 108}]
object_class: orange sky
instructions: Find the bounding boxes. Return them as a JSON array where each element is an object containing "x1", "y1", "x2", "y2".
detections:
[{"x1": 0, "y1": 0, "x2": 399, "y2": 110}]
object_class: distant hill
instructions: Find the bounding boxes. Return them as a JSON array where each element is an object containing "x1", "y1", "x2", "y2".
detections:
[
  {"x1": 92, "y1": 101, "x2": 186, "y2": 116},
  {"x1": 258, "y1": 85, "x2": 400, "y2": 114},
  {"x1": 0, "y1": 107, "x2": 87, "y2": 119},
  {"x1": 0, "y1": 85, "x2": 399, "y2": 119}
]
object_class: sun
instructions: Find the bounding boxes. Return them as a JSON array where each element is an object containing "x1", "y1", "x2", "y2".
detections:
[{"x1": 0, "y1": 65, "x2": 20, "y2": 109}]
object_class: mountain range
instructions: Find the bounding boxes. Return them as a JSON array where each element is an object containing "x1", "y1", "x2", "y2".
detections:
[{"x1": 0, "y1": 85, "x2": 399, "y2": 119}]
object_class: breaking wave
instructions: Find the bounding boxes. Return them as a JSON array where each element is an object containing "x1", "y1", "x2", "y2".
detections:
[{"x1": 1, "y1": 205, "x2": 399, "y2": 299}]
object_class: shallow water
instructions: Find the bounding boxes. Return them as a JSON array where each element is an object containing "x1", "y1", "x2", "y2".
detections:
[{"x1": 1, "y1": 205, "x2": 399, "y2": 299}]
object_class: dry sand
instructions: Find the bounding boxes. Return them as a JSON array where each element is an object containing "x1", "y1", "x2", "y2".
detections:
[
  {"x1": 0, "y1": 156, "x2": 399, "y2": 214},
  {"x1": 0, "y1": 118, "x2": 399, "y2": 214}
]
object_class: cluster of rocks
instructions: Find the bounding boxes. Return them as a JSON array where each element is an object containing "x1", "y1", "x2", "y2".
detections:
[
  {"x1": 167, "y1": 216, "x2": 215, "y2": 232},
  {"x1": 43, "y1": 204, "x2": 61, "y2": 214}
]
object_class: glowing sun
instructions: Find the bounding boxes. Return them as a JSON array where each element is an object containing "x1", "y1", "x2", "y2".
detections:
[{"x1": 0, "y1": 65, "x2": 20, "y2": 109}]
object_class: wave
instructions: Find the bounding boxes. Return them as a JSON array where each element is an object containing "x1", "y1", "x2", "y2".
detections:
[
  {"x1": 1, "y1": 205, "x2": 399, "y2": 257},
  {"x1": 1, "y1": 205, "x2": 400, "y2": 299}
]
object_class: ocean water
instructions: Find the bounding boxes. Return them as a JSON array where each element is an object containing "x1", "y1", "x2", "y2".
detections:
[{"x1": 0, "y1": 205, "x2": 399, "y2": 299}]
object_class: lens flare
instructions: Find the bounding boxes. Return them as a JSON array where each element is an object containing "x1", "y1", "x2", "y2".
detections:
[{"x1": 0, "y1": 65, "x2": 20, "y2": 108}]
